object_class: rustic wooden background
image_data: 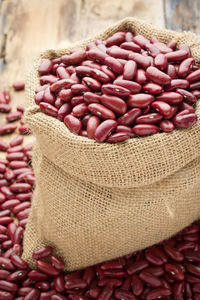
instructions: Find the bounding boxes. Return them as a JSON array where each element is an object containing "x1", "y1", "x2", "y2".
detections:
[{"x1": 0, "y1": 0, "x2": 199, "y2": 148}]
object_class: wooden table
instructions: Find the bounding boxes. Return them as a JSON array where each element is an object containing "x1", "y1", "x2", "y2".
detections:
[{"x1": 0, "y1": 0, "x2": 199, "y2": 148}]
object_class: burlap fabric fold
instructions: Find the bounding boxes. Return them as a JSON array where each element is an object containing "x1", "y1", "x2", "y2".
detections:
[{"x1": 23, "y1": 17, "x2": 200, "y2": 271}]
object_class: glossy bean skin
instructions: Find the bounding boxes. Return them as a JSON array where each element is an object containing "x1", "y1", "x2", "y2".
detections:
[
  {"x1": 166, "y1": 64, "x2": 177, "y2": 79},
  {"x1": 87, "y1": 116, "x2": 101, "y2": 139},
  {"x1": 106, "y1": 32, "x2": 125, "y2": 47},
  {"x1": 61, "y1": 49, "x2": 86, "y2": 65},
  {"x1": 146, "y1": 288, "x2": 171, "y2": 300},
  {"x1": 136, "y1": 113, "x2": 163, "y2": 124},
  {"x1": 114, "y1": 288, "x2": 136, "y2": 300},
  {"x1": 118, "y1": 108, "x2": 141, "y2": 125},
  {"x1": 129, "y1": 53, "x2": 151, "y2": 70},
  {"x1": 154, "y1": 53, "x2": 168, "y2": 70},
  {"x1": 100, "y1": 95, "x2": 127, "y2": 114},
  {"x1": 173, "y1": 111, "x2": 197, "y2": 129},
  {"x1": 132, "y1": 124, "x2": 159, "y2": 136},
  {"x1": 143, "y1": 83, "x2": 163, "y2": 94},
  {"x1": 151, "y1": 101, "x2": 172, "y2": 118},
  {"x1": 82, "y1": 77, "x2": 101, "y2": 91},
  {"x1": 146, "y1": 66, "x2": 171, "y2": 85},
  {"x1": 165, "y1": 50, "x2": 188, "y2": 62},
  {"x1": 101, "y1": 84, "x2": 130, "y2": 97},
  {"x1": 57, "y1": 103, "x2": 72, "y2": 121},
  {"x1": 135, "y1": 69, "x2": 147, "y2": 84},
  {"x1": 114, "y1": 79, "x2": 141, "y2": 94},
  {"x1": 123, "y1": 60, "x2": 137, "y2": 80},
  {"x1": 121, "y1": 41, "x2": 141, "y2": 52},
  {"x1": 127, "y1": 94, "x2": 154, "y2": 108},
  {"x1": 64, "y1": 114, "x2": 82, "y2": 134},
  {"x1": 176, "y1": 88, "x2": 196, "y2": 103},
  {"x1": 83, "y1": 92, "x2": 101, "y2": 104},
  {"x1": 107, "y1": 132, "x2": 130, "y2": 143},
  {"x1": 156, "y1": 92, "x2": 183, "y2": 104},
  {"x1": 104, "y1": 56, "x2": 123, "y2": 74},
  {"x1": 88, "y1": 103, "x2": 115, "y2": 120},
  {"x1": 159, "y1": 120, "x2": 174, "y2": 132},
  {"x1": 94, "y1": 120, "x2": 117, "y2": 142},
  {"x1": 178, "y1": 57, "x2": 195, "y2": 78},
  {"x1": 139, "y1": 270, "x2": 162, "y2": 288}
]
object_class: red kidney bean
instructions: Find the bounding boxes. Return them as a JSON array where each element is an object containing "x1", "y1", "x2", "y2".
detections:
[
  {"x1": 107, "y1": 46, "x2": 131, "y2": 59},
  {"x1": 12, "y1": 81, "x2": 25, "y2": 91},
  {"x1": 90, "y1": 68, "x2": 111, "y2": 83},
  {"x1": 83, "y1": 92, "x2": 101, "y2": 104},
  {"x1": 58, "y1": 89, "x2": 73, "y2": 101},
  {"x1": 36, "y1": 260, "x2": 59, "y2": 277},
  {"x1": 54, "y1": 275, "x2": 64, "y2": 293},
  {"x1": 159, "y1": 120, "x2": 174, "y2": 132},
  {"x1": 104, "y1": 56, "x2": 123, "y2": 74},
  {"x1": 0, "y1": 217, "x2": 13, "y2": 225},
  {"x1": 0, "y1": 280, "x2": 18, "y2": 292},
  {"x1": 61, "y1": 49, "x2": 86, "y2": 65},
  {"x1": 178, "y1": 57, "x2": 194, "y2": 78},
  {"x1": 40, "y1": 75, "x2": 58, "y2": 85},
  {"x1": 121, "y1": 41, "x2": 141, "y2": 53},
  {"x1": 186, "y1": 69, "x2": 200, "y2": 83},
  {"x1": 101, "y1": 65, "x2": 116, "y2": 81},
  {"x1": 153, "y1": 42, "x2": 172, "y2": 54},
  {"x1": 139, "y1": 270, "x2": 162, "y2": 288},
  {"x1": 125, "y1": 32, "x2": 134, "y2": 42},
  {"x1": 39, "y1": 102, "x2": 58, "y2": 117},
  {"x1": 123, "y1": 60, "x2": 137, "y2": 80},
  {"x1": 82, "y1": 77, "x2": 101, "y2": 91},
  {"x1": 166, "y1": 64, "x2": 177, "y2": 79},
  {"x1": 52, "y1": 294, "x2": 68, "y2": 300},
  {"x1": 166, "y1": 79, "x2": 190, "y2": 91},
  {"x1": 87, "y1": 116, "x2": 101, "y2": 139},
  {"x1": 145, "y1": 249, "x2": 164, "y2": 265},
  {"x1": 72, "y1": 103, "x2": 88, "y2": 117},
  {"x1": 64, "y1": 114, "x2": 82, "y2": 134},
  {"x1": 132, "y1": 124, "x2": 159, "y2": 136},
  {"x1": 38, "y1": 59, "x2": 53, "y2": 75},
  {"x1": 0, "y1": 124, "x2": 17, "y2": 135},
  {"x1": 65, "y1": 278, "x2": 87, "y2": 289},
  {"x1": 128, "y1": 94, "x2": 154, "y2": 108},
  {"x1": 131, "y1": 274, "x2": 143, "y2": 296},
  {"x1": 0, "y1": 104, "x2": 11, "y2": 113},
  {"x1": 10, "y1": 183, "x2": 31, "y2": 193},
  {"x1": 146, "y1": 66, "x2": 171, "y2": 85},
  {"x1": 70, "y1": 95, "x2": 84, "y2": 106},
  {"x1": 114, "y1": 288, "x2": 136, "y2": 300},
  {"x1": 189, "y1": 81, "x2": 200, "y2": 90},
  {"x1": 144, "y1": 267, "x2": 164, "y2": 277},
  {"x1": 164, "y1": 244, "x2": 184, "y2": 262},
  {"x1": 146, "y1": 287, "x2": 171, "y2": 300},
  {"x1": 176, "y1": 88, "x2": 196, "y2": 103},
  {"x1": 0, "y1": 163, "x2": 6, "y2": 173},
  {"x1": 113, "y1": 79, "x2": 141, "y2": 94},
  {"x1": 8, "y1": 145, "x2": 23, "y2": 153},
  {"x1": 7, "y1": 269, "x2": 28, "y2": 283},
  {"x1": 118, "y1": 108, "x2": 141, "y2": 125},
  {"x1": 102, "y1": 84, "x2": 130, "y2": 98},
  {"x1": 132, "y1": 35, "x2": 149, "y2": 48},
  {"x1": 57, "y1": 103, "x2": 72, "y2": 121},
  {"x1": 88, "y1": 103, "x2": 115, "y2": 120},
  {"x1": 116, "y1": 125, "x2": 135, "y2": 137},
  {"x1": 165, "y1": 50, "x2": 188, "y2": 62},
  {"x1": 7, "y1": 152, "x2": 24, "y2": 161},
  {"x1": 94, "y1": 120, "x2": 117, "y2": 142},
  {"x1": 100, "y1": 95, "x2": 127, "y2": 114},
  {"x1": 167, "y1": 39, "x2": 177, "y2": 49},
  {"x1": 35, "y1": 90, "x2": 45, "y2": 105},
  {"x1": 106, "y1": 32, "x2": 125, "y2": 47},
  {"x1": 24, "y1": 288, "x2": 40, "y2": 300},
  {"x1": 136, "y1": 113, "x2": 163, "y2": 124},
  {"x1": 143, "y1": 83, "x2": 163, "y2": 94},
  {"x1": 97, "y1": 285, "x2": 113, "y2": 300},
  {"x1": 165, "y1": 263, "x2": 184, "y2": 280},
  {"x1": 151, "y1": 101, "x2": 172, "y2": 118},
  {"x1": 12, "y1": 227, "x2": 24, "y2": 245},
  {"x1": 0, "y1": 140, "x2": 9, "y2": 152},
  {"x1": 0, "y1": 192, "x2": 6, "y2": 203},
  {"x1": 76, "y1": 66, "x2": 92, "y2": 77},
  {"x1": 56, "y1": 67, "x2": 70, "y2": 79},
  {"x1": 129, "y1": 52, "x2": 151, "y2": 70},
  {"x1": 145, "y1": 43, "x2": 160, "y2": 57},
  {"x1": 71, "y1": 84, "x2": 89, "y2": 95},
  {"x1": 28, "y1": 270, "x2": 49, "y2": 282},
  {"x1": 32, "y1": 246, "x2": 52, "y2": 260},
  {"x1": 127, "y1": 260, "x2": 150, "y2": 275},
  {"x1": 0, "y1": 290, "x2": 14, "y2": 300},
  {"x1": 135, "y1": 69, "x2": 147, "y2": 84},
  {"x1": 87, "y1": 48, "x2": 108, "y2": 64},
  {"x1": 156, "y1": 91, "x2": 183, "y2": 104},
  {"x1": 173, "y1": 111, "x2": 197, "y2": 128},
  {"x1": 154, "y1": 53, "x2": 168, "y2": 70}
]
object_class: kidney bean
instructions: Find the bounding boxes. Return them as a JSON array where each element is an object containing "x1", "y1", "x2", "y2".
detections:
[
  {"x1": 146, "y1": 287, "x2": 171, "y2": 300},
  {"x1": 39, "y1": 102, "x2": 58, "y2": 117},
  {"x1": 159, "y1": 120, "x2": 174, "y2": 132},
  {"x1": 167, "y1": 40, "x2": 177, "y2": 50},
  {"x1": 128, "y1": 94, "x2": 154, "y2": 108},
  {"x1": 83, "y1": 92, "x2": 100, "y2": 104},
  {"x1": 61, "y1": 49, "x2": 86, "y2": 65},
  {"x1": 52, "y1": 295, "x2": 68, "y2": 300},
  {"x1": 190, "y1": 81, "x2": 200, "y2": 90},
  {"x1": 136, "y1": 113, "x2": 163, "y2": 124},
  {"x1": 102, "y1": 84, "x2": 130, "y2": 98},
  {"x1": 0, "y1": 192, "x2": 6, "y2": 203},
  {"x1": 128, "y1": 53, "x2": 150, "y2": 70},
  {"x1": 28, "y1": 270, "x2": 49, "y2": 282},
  {"x1": 131, "y1": 274, "x2": 143, "y2": 296},
  {"x1": 106, "y1": 32, "x2": 125, "y2": 46},
  {"x1": 12, "y1": 81, "x2": 25, "y2": 91},
  {"x1": 0, "y1": 124, "x2": 17, "y2": 135},
  {"x1": 88, "y1": 103, "x2": 115, "y2": 120},
  {"x1": 166, "y1": 65, "x2": 176, "y2": 80},
  {"x1": 8, "y1": 145, "x2": 23, "y2": 153},
  {"x1": 165, "y1": 50, "x2": 188, "y2": 62},
  {"x1": 152, "y1": 42, "x2": 172, "y2": 54},
  {"x1": 0, "y1": 280, "x2": 18, "y2": 292},
  {"x1": 36, "y1": 260, "x2": 59, "y2": 277},
  {"x1": 72, "y1": 103, "x2": 88, "y2": 117},
  {"x1": 116, "y1": 125, "x2": 135, "y2": 137},
  {"x1": 90, "y1": 68, "x2": 111, "y2": 83},
  {"x1": 163, "y1": 244, "x2": 184, "y2": 262},
  {"x1": 94, "y1": 120, "x2": 117, "y2": 142},
  {"x1": 127, "y1": 260, "x2": 149, "y2": 275},
  {"x1": 186, "y1": 274, "x2": 200, "y2": 284},
  {"x1": 7, "y1": 152, "x2": 24, "y2": 161},
  {"x1": 0, "y1": 104, "x2": 11, "y2": 113},
  {"x1": 107, "y1": 46, "x2": 130, "y2": 59},
  {"x1": 40, "y1": 75, "x2": 58, "y2": 85},
  {"x1": 0, "y1": 225, "x2": 7, "y2": 234},
  {"x1": 100, "y1": 95, "x2": 127, "y2": 114},
  {"x1": 70, "y1": 84, "x2": 89, "y2": 95},
  {"x1": 132, "y1": 35, "x2": 148, "y2": 48},
  {"x1": 154, "y1": 53, "x2": 168, "y2": 70},
  {"x1": 133, "y1": 124, "x2": 159, "y2": 136},
  {"x1": 117, "y1": 108, "x2": 141, "y2": 125},
  {"x1": 0, "y1": 140, "x2": 9, "y2": 152},
  {"x1": 186, "y1": 69, "x2": 200, "y2": 83},
  {"x1": 65, "y1": 278, "x2": 87, "y2": 290},
  {"x1": 122, "y1": 60, "x2": 137, "y2": 80},
  {"x1": 0, "y1": 163, "x2": 6, "y2": 173},
  {"x1": 142, "y1": 83, "x2": 162, "y2": 95},
  {"x1": 86, "y1": 116, "x2": 101, "y2": 139},
  {"x1": 166, "y1": 79, "x2": 190, "y2": 91},
  {"x1": 165, "y1": 263, "x2": 184, "y2": 281},
  {"x1": 0, "y1": 179, "x2": 9, "y2": 187},
  {"x1": 7, "y1": 269, "x2": 28, "y2": 283},
  {"x1": 146, "y1": 66, "x2": 171, "y2": 85},
  {"x1": 70, "y1": 96, "x2": 83, "y2": 106},
  {"x1": 24, "y1": 288, "x2": 40, "y2": 300},
  {"x1": 139, "y1": 270, "x2": 162, "y2": 288},
  {"x1": 0, "y1": 290, "x2": 14, "y2": 300},
  {"x1": 64, "y1": 114, "x2": 82, "y2": 134},
  {"x1": 120, "y1": 41, "x2": 141, "y2": 53},
  {"x1": 151, "y1": 101, "x2": 172, "y2": 118},
  {"x1": 35, "y1": 90, "x2": 45, "y2": 105},
  {"x1": 156, "y1": 92, "x2": 183, "y2": 105},
  {"x1": 9, "y1": 183, "x2": 31, "y2": 193},
  {"x1": 145, "y1": 249, "x2": 164, "y2": 266},
  {"x1": 184, "y1": 233, "x2": 200, "y2": 242},
  {"x1": 178, "y1": 57, "x2": 194, "y2": 78},
  {"x1": 0, "y1": 270, "x2": 10, "y2": 280},
  {"x1": 81, "y1": 77, "x2": 101, "y2": 92},
  {"x1": 192, "y1": 89, "x2": 200, "y2": 99},
  {"x1": 173, "y1": 111, "x2": 197, "y2": 128},
  {"x1": 56, "y1": 102, "x2": 71, "y2": 121},
  {"x1": 32, "y1": 246, "x2": 52, "y2": 261},
  {"x1": 104, "y1": 56, "x2": 123, "y2": 74},
  {"x1": 0, "y1": 217, "x2": 13, "y2": 226},
  {"x1": 101, "y1": 66, "x2": 116, "y2": 81},
  {"x1": 38, "y1": 59, "x2": 53, "y2": 75},
  {"x1": 58, "y1": 89, "x2": 72, "y2": 102},
  {"x1": 87, "y1": 49, "x2": 108, "y2": 65},
  {"x1": 145, "y1": 43, "x2": 160, "y2": 58},
  {"x1": 176, "y1": 88, "x2": 196, "y2": 104},
  {"x1": 16, "y1": 192, "x2": 32, "y2": 201}
]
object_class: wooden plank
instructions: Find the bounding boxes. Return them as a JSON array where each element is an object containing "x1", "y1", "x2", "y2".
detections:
[{"x1": 164, "y1": 0, "x2": 200, "y2": 33}]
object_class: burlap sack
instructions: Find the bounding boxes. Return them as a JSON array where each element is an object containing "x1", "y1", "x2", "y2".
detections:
[{"x1": 23, "y1": 17, "x2": 200, "y2": 271}]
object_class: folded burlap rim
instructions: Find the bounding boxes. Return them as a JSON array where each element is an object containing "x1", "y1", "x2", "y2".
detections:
[{"x1": 25, "y1": 17, "x2": 200, "y2": 189}]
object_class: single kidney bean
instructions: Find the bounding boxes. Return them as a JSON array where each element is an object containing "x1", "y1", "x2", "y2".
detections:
[
  {"x1": 129, "y1": 52, "x2": 151, "y2": 69},
  {"x1": 176, "y1": 88, "x2": 196, "y2": 103},
  {"x1": 189, "y1": 81, "x2": 200, "y2": 90},
  {"x1": 133, "y1": 34, "x2": 149, "y2": 48},
  {"x1": 182, "y1": 224, "x2": 200, "y2": 234},
  {"x1": 166, "y1": 64, "x2": 177, "y2": 79},
  {"x1": 106, "y1": 132, "x2": 129, "y2": 143},
  {"x1": 50, "y1": 79, "x2": 75, "y2": 93},
  {"x1": 165, "y1": 50, "x2": 188, "y2": 62},
  {"x1": 94, "y1": 120, "x2": 117, "y2": 142},
  {"x1": 38, "y1": 59, "x2": 53, "y2": 75},
  {"x1": 113, "y1": 79, "x2": 141, "y2": 94},
  {"x1": 71, "y1": 84, "x2": 90, "y2": 95},
  {"x1": 114, "y1": 288, "x2": 136, "y2": 300},
  {"x1": 101, "y1": 84, "x2": 130, "y2": 97},
  {"x1": 76, "y1": 66, "x2": 92, "y2": 77},
  {"x1": 106, "y1": 32, "x2": 125, "y2": 47},
  {"x1": 58, "y1": 103, "x2": 72, "y2": 121},
  {"x1": 131, "y1": 274, "x2": 143, "y2": 296},
  {"x1": 12, "y1": 202, "x2": 31, "y2": 215},
  {"x1": 56, "y1": 67, "x2": 70, "y2": 79},
  {"x1": 145, "y1": 43, "x2": 160, "y2": 57},
  {"x1": 118, "y1": 108, "x2": 141, "y2": 125},
  {"x1": 156, "y1": 92, "x2": 183, "y2": 104},
  {"x1": 83, "y1": 92, "x2": 101, "y2": 104},
  {"x1": 64, "y1": 114, "x2": 82, "y2": 134},
  {"x1": 0, "y1": 290, "x2": 14, "y2": 300},
  {"x1": 165, "y1": 263, "x2": 184, "y2": 280},
  {"x1": 0, "y1": 280, "x2": 18, "y2": 292},
  {"x1": 167, "y1": 39, "x2": 177, "y2": 49},
  {"x1": 154, "y1": 53, "x2": 168, "y2": 70},
  {"x1": 121, "y1": 41, "x2": 141, "y2": 52},
  {"x1": 128, "y1": 94, "x2": 154, "y2": 108},
  {"x1": 61, "y1": 49, "x2": 86, "y2": 65},
  {"x1": 87, "y1": 48, "x2": 108, "y2": 64},
  {"x1": 32, "y1": 246, "x2": 52, "y2": 260},
  {"x1": 87, "y1": 116, "x2": 101, "y2": 139},
  {"x1": 101, "y1": 65, "x2": 116, "y2": 81},
  {"x1": 88, "y1": 103, "x2": 115, "y2": 120},
  {"x1": 65, "y1": 278, "x2": 87, "y2": 289},
  {"x1": 166, "y1": 79, "x2": 189, "y2": 91},
  {"x1": 132, "y1": 124, "x2": 159, "y2": 136},
  {"x1": 146, "y1": 288, "x2": 171, "y2": 300},
  {"x1": 107, "y1": 46, "x2": 131, "y2": 59},
  {"x1": 178, "y1": 57, "x2": 194, "y2": 78},
  {"x1": 144, "y1": 267, "x2": 164, "y2": 276},
  {"x1": 163, "y1": 245, "x2": 184, "y2": 261},
  {"x1": 135, "y1": 69, "x2": 147, "y2": 84},
  {"x1": 173, "y1": 111, "x2": 197, "y2": 128},
  {"x1": 143, "y1": 83, "x2": 163, "y2": 94},
  {"x1": 145, "y1": 249, "x2": 164, "y2": 266},
  {"x1": 116, "y1": 125, "x2": 135, "y2": 137},
  {"x1": 192, "y1": 89, "x2": 200, "y2": 98},
  {"x1": 159, "y1": 120, "x2": 174, "y2": 132},
  {"x1": 28, "y1": 270, "x2": 49, "y2": 282},
  {"x1": 146, "y1": 66, "x2": 171, "y2": 85},
  {"x1": 58, "y1": 89, "x2": 73, "y2": 101},
  {"x1": 179, "y1": 43, "x2": 191, "y2": 57},
  {"x1": 90, "y1": 68, "x2": 110, "y2": 83},
  {"x1": 54, "y1": 275, "x2": 65, "y2": 293},
  {"x1": 72, "y1": 103, "x2": 88, "y2": 117},
  {"x1": 82, "y1": 77, "x2": 101, "y2": 91},
  {"x1": 36, "y1": 260, "x2": 59, "y2": 277},
  {"x1": 0, "y1": 104, "x2": 11, "y2": 113},
  {"x1": 0, "y1": 140, "x2": 8, "y2": 152},
  {"x1": 24, "y1": 288, "x2": 40, "y2": 300},
  {"x1": 104, "y1": 56, "x2": 123, "y2": 74},
  {"x1": 10, "y1": 254, "x2": 28, "y2": 269},
  {"x1": 40, "y1": 75, "x2": 58, "y2": 85},
  {"x1": 186, "y1": 69, "x2": 200, "y2": 83},
  {"x1": 0, "y1": 124, "x2": 17, "y2": 135},
  {"x1": 43, "y1": 86, "x2": 55, "y2": 104},
  {"x1": 39, "y1": 102, "x2": 58, "y2": 117},
  {"x1": 139, "y1": 270, "x2": 162, "y2": 288},
  {"x1": 151, "y1": 101, "x2": 172, "y2": 118},
  {"x1": 154, "y1": 42, "x2": 172, "y2": 54},
  {"x1": 136, "y1": 113, "x2": 163, "y2": 124},
  {"x1": 12, "y1": 81, "x2": 25, "y2": 91},
  {"x1": 7, "y1": 152, "x2": 24, "y2": 161},
  {"x1": 34, "y1": 281, "x2": 50, "y2": 291},
  {"x1": 123, "y1": 60, "x2": 137, "y2": 80},
  {"x1": 71, "y1": 95, "x2": 84, "y2": 106},
  {"x1": 100, "y1": 95, "x2": 127, "y2": 114},
  {"x1": 81, "y1": 60, "x2": 102, "y2": 71},
  {"x1": 34, "y1": 90, "x2": 44, "y2": 105}
]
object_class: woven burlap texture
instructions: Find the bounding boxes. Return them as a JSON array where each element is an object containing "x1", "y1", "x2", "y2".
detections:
[{"x1": 23, "y1": 17, "x2": 200, "y2": 271}]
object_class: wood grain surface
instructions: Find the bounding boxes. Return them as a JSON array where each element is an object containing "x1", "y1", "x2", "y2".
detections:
[{"x1": 0, "y1": 0, "x2": 198, "y2": 148}]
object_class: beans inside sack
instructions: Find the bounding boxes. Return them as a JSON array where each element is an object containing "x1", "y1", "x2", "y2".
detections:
[{"x1": 35, "y1": 32, "x2": 200, "y2": 143}]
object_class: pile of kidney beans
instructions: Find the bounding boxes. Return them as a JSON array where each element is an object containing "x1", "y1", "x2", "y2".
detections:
[
  {"x1": 0, "y1": 81, "x2": 200, "y2": 299},
  {"x1": 34, "y1": 31, "x2": 200, "y2": 143}
]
